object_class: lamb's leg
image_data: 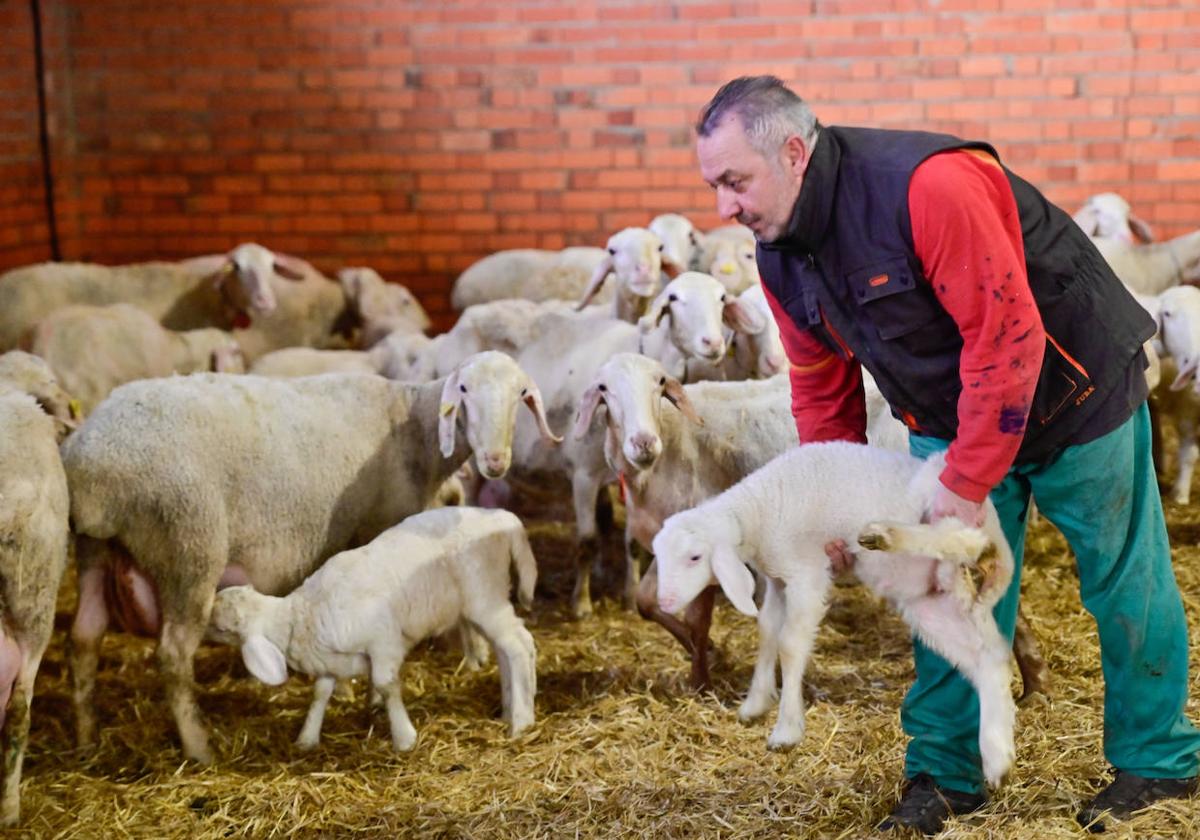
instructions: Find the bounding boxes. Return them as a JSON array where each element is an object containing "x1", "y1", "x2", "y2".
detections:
[
  {"x1": 479, "y1": 609, "x2": 537, "y2": 737},
  {"x1": 570, "y1": 471, "x2": 604, "y2": 619},
  {"x1": 458, "y1": 622, "x2": 491, "y2": 671},
  {"x1": 902, "y1": 594, "x2": 1016, "y2": 787},
  {"x1": 69, "y1": 543, "x2": 111, "y2": 751},
  {"x1": 740, "y1": 577, "x2": 783, "y2": 722},
  {"x1": 635, "y1": 560, "x2": 717, "y2": 690},
  {"x1": 0, "y1": 638, "x2": 48, "y2": 827},
  {"x1": 767, "y1": 580, "x2": 829, "y2": 750},
  {"x1": 369, "y1": 650, "x2": 415, "y2": 752},
  {"x1": 1171, "y1": 417, "x2": 1196, "y2": 505},
  {"x1": 295, "y1": 676, "x2": 337, "y2": 751}
]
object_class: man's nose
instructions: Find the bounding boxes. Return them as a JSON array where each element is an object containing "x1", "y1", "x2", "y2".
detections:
[{"x1": 716, "y1": 190, "x2": 739, "y2": 221}]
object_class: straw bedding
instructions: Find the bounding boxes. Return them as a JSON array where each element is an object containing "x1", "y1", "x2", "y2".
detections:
[{"x1": 10, "y1": 495, "x2": 1200, "y2": 839}]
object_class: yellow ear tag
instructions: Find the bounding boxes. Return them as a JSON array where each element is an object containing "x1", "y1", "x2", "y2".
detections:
[
  {"x1": 69, "y1": 399, "x2": 84, "y2": 420},
  {"x1": 440, "y1": 402, "x2": 456, "y2": 417}
]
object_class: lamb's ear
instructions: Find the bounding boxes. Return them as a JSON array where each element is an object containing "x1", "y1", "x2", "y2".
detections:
[
  {"x1": 574, "y1": 255, "x2": 614, "y2": 311},
  {"x1": 1072, "y1": 205, "x2": 1100, "y2": 237},
  {"x1": 438, "y1": 369, "x2": 463, "y2": 457},
  {"x1": 1128, "y1": 213, "x2": 1154, "y2": 244},
  {"x1": 210, "y1": 258, "x2": 236, "y2": 291},
  {"x1": 522, "y1": 376, "x2": 563, "y2": 445},
  {"x1": 663, "y1": 377, "x2": 702, "y2": 425},
  {"x1": 711, "y1": 543, "x2": 757, "y2": 616},
  {"x1": 271, "y1": 252, "x2": 309, "y2": 281},
  {"x1": 573, "y1": 383, "x2": 606, "y2": 439},
  {"x1": 1170, "y1": 357, "x2": 1199, "y2": 392},
  {"x1": 242, "y1": 634, "x2": 289, "y2": 685}
]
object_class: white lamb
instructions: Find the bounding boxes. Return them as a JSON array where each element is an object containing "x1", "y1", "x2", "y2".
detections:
[
  {"x1": 649, "y1": 213, "x2": 703, "y2": 272},
  {"x1": 652, "y1": 441, "x2": 1016, "y2": 786},
  {"x1": 1093, "y1": 228, "x2": 1200, "y2": 297},
  {"x1": 207, "y1": 507, "x2": 537, "y2": 752},
  {"x1": 1072, "y1": 192, "x2": 1154, "y2": 245}
]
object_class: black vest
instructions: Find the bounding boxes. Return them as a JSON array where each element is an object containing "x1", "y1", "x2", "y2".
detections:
[{"x1": 758, "y1": 126, "x2": 1153, "y2": 463}]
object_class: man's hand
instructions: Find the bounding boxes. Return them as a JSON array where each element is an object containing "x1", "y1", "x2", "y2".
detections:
[
  {"x1": 926, "y1": 482, "x2": 985, "y2": 527},
  {"x1": 824, "y1": 539, "x2": 856, "y2": 575}
]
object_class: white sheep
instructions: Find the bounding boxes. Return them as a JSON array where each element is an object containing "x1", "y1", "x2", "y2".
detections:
[
  {"x1": 0, "y1": 242, "x2": 290, "y2": 350},
  {"x1": 1072, "y1": 192, "x2": 1154, "y2": 244},
  {"x1": 28, "y1": 303, "x2": 244, "y2": 415},
  {"x1": 1093, "y1": 228, "x2": 1200, "y2": 297},
  {"x1": 1145, "y1": 285, "x2": 1200, "y2": 504},
  {"x1": 247, "y1": 332, "x2": 433, "y2": 380},
  {"x1": 450, "y1": 247, "x2": 608, "y2": 311},
  {"x1": 206, "y1": 507, "x2": 537, "y2": 752},
  {"x1": 574, "y1": 227, "x2": 675, "y2": 322},
  {"x1": 336, "y1": 267, "x2": 432, "y2": 347},
  {"x1": 0, "y1": 352, "x2": 72, "y2": 825},
  {"x1": 696, "y1": 234, "x2": 759, "y2": 295},
  {"x1": 649, "y1": 213, "x2": 703, "y2": 272},
  {"x1": 682, "y1": 284, "x2": 785, "y2": 382},
  {"x1": 652, "y1": 441, "x2": 1016, "y2": 786},
  {"x1": 62, "y1": 351, "x2": 560, "y2": 764}
]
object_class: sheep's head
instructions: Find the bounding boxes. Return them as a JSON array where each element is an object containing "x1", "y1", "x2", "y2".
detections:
[
  {"x1": 0, "y1": 350, "x2": 80, "y2": 439},
  {"x1": 652, "y1": 511, "x2": 757, "y2": 617},
  {"x1": 575, "y1": 227, "x2": 665, "y2": 309},
  {"x1": 649, "y1": 213, "x2": 700, "y2": 272},
  {"x1": 207, "y1": 585, "x2": 290, "y2": 686},
  {"x1": 1072, "y1": 193, "x2": 1154, "y2": 245},
  {"x1": 640, "y1": 272, "x2": 765, "y2": 364},
  {"x1": 438, "y1": 351, "x2": 562, "y2": 479},
  {"x1": 1158, "y1": 286, "x2": 1200, "y2": 392},
  {"x1": 703, "y1": 238, "x2": 760, "y2": 294},
  {"x1": 338, "y1": 267, "x2": 433, "y2": 343},
  {"x1": 730, "y1": 285, "x2": 787, "y2": 378},
  {"x1": 573, "y1": 353, "x2": 699, "y2": 472}
]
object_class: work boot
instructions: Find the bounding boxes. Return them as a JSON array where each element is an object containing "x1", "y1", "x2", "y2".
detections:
[
  {"x1": 1076, "y1": 769, "x2": 1197, "y2": 833},
  {"x1": 878, "y1": 773, "x2": 987, "y2": 835}
]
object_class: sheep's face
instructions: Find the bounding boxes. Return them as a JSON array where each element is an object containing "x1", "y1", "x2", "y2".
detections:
[
  {"x1": 439, "y1": 352, "x2": 561, "y2": 478},
  {"x1": 652, "y1": 519, "x2": 718, "y2": 615},
  {"x1": 0, "y1": 350, "x2": 80, "y2": 436},
  {"x1": 1158, "y1": 287, "x2": 1200, "y2": 392},
  {"x1": 340, "y1": 267, "x2": 433, "y2": 334},
  {"x1": 697, "y1": 114, "x2": 807, "y2": 244},
  {"x1": 648, "y1": 213, "x2": 699, "y2": 270},
  {"x1": 578, "y1": 355, "x2": 670, "y2": 471},
  {"x1": 704, "y1": 239, "x2": 759, "y2": 292},
  {"x1": 225, "y1": 243, "x2": 280, "y2": 316},
  {"x1": 607, "y1": 228, "x2": 665, "y2": 298}
]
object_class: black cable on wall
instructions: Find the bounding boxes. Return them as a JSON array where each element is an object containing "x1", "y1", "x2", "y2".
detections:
[{"x1": 30, "y1": 0, "x2": 60, "y2": 260}]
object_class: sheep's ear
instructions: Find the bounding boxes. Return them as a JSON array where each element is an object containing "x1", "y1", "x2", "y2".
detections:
[
  {"x1": 712, "y1": 544, "x2": 757, "y2": 616},
  {"x1": 663, "y1": 377, "x2": 702, "y2": 425},
  {"x1": 640, "y1": 288, "x2": 672, "y2": 331},
  {"x1": 522, "y1": 377, "x2": 563, "y2": 445},
  {"x1": 1072, "y1": 205, "x2": 1100, "y2": 237},
  {"x1": 575, "y1": 255, "x2": 614, "y2": 311},
  {"x1": 438, "y1": 369, "x2": 463, "y2": 457},
  {"x1": 1170, "y1": 357, "x2": 1198, "y2": 392},
  {"x1": 242, "y1": 634, "x2": 289, "y2": 685},
  {"x1": 722, "y1": 296, "x2": 765, "y2": 334},
  {"x1": 210, "y1": 258, "x2": 236, "y2": 291},
  {"x1": 1128, "y1": 214, "x2": 1154, "y2": 244},
  {"x1": 337, "y1": 268, "x2": 364, "y2": 302},
  {"x1": 271, "y1": 252, "x2": 309, "y2": 281},
  {"x1": 573, "y1": 384, "x2": 606, "y2": 439}
]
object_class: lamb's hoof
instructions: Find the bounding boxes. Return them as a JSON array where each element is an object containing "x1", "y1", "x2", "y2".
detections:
[
  {"x1": 766, "y1": 723, "x2": 803, "y2": 751},
  {"x1": 857, "y1": 522, "x2": 891, "y2": 552},
  {"x1": 738, "y1": 698, "x2": 775, "y2": 723},
  {"x1": 295, "y1": 736, "x2": 320, "y2": 752},
  {"x1": 392, "y1": 732, "x2": 417, "y2": 752}
]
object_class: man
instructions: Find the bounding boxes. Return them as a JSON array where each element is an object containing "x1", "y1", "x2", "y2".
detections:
[{"x1": 694, "y1": 75, "x2": 1200, "y2": 835}]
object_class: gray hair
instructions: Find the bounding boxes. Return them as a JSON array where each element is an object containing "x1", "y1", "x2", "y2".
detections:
[{"x1": 695, "y1": 76, "x2": 821, "y2": 157}]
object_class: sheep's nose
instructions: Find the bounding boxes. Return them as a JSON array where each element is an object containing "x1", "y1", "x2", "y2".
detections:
[
  {"x1": 480, "y1": 451, "x2": 510, "y2": 478},
  {"x1": 699, "y1": 335, "x2": 726, "y2": 359}
]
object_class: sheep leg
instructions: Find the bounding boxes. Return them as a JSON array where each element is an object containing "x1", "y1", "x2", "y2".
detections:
[
  {"x1": 69, "y1": 551, "x2": 110, "y2": 751},
  {"x1": 295, "y1": 676, "x2": 337, "y2": 751},
  {"x1": 369, "y1": 651, "x2": 415, "y2": 752},
  {"x1": 0, "y1": 639, "x2": 47, "y2": 827},
  {"x1": 458, "y1": 622, "x2": 491, "y2": 671},
  {"x1": 622, "y1": 529, "x2": 647, "y2": 612},
  {"x1": 1171, "y1": 418, "x2": 1196, "y2": 505},
  {"x1": 767, "y1": 583, "x2": 828, "y2": 750},
  {"x1": 740, "y1": 577, "x2": 784, "y2": 722},
  {"x1": 1012, "y1": 605, "x2": 1050, "y2": 702},
  {"x1": 479, "y1": 610, "x2": 537, "y2": 737},
  {"x1": 634, "y1": 560, "x2": 717, "y2": 689},
  {"x1": 570, "y1": 472, "x2": 604, "y2": 619},
  {"x1": 158, "y1": 616, "x2": 214, "y2": 764},
  {"x1": 902, "y1": 595, "x2": 1016, "y2": 787}
]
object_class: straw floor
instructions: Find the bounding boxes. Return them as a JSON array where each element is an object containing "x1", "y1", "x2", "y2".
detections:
[{"x1": 10, "y1": 495, "x2": 1200, "y2": 839}]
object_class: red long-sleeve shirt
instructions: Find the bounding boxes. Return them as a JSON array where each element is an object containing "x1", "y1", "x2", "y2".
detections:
[{"x1": 762, "y1": 149, "x2": 1045, "y2": 502}]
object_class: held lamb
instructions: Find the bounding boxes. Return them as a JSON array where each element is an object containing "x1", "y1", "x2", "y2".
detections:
[
  {"x1": 652, "y1": 441, "x2": 1016, "y2": 787},
  {"x1": 206, "y1": 507, "x2": 537, "y2": 752},
  {"x1": 0, "y1": 353, "x2": 73, "y2": 825},
  {"x1": 62, "y1": 351, "x2": 560, "y2": 764}
]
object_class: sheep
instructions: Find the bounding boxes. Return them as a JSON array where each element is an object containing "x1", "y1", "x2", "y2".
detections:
[
  {"x1": 62, "y1": 350, "x2": 561, "y2": 764},
  {"x1": 0, "y1": 242, "x2": 290, "y2": 350},
  {"x1": 649, "y1": 213, "x2": 703, "y2": 272},
  {"x1": 574, "y1": 227, "x2": 676, "y2": 322},
  {"x1": 0, "y1": 350, "x2": 80, "y2": 435},
  {"x1": 0, "y1": 355, "x2": 72, "y2": 825},
  {"x1": 696, "y1": 235, "x2": 759, "y2": 295},
  {"x1": 450, "y1": 248, "x2": 608, "y2": 311},
  {"x1": 682, "y1": 284, "x2": 786, "y2": 382},
  {"x1": 336, "y1": 267, "x2": 432, "y2": 347},
  {"x1": 28, "y1": 303, "x2": 244, "y2": 415},
  {"x1": 652, "y1": 440, "x2": 1016, "y2": 786},
  {"x1": 1092, "y1": 229, "x2": 1200, "y2": 297},
  {"x1": 249, "y1": 331, "x2": 435, "y2": 380},
  {"x1": 206, "y1": 507, "x2": 537, "y2": 752},
  {"x1": 1146, "y1": 285, "x2": 1200, "y2": 504},
  {"x1": 1072, "y1": 192, "x2": 1154, "y2": 245}
]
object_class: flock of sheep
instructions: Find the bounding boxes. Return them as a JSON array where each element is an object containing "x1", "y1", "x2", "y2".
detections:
[{"x1": 0, "y1": 198, "x2": 1196, "y2": 825}]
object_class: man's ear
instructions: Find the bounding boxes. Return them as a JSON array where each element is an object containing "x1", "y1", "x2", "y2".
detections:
[{"x1": 783, "y1": 135, "x2": 809, "y2": 177}]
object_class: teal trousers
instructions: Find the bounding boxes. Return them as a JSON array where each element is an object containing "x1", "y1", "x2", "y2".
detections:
[{"x1": 905, "y1": 402, "x2": 1200, "y2": 795}]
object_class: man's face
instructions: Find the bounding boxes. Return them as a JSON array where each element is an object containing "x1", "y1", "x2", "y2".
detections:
[{"x1": 697, "y1": 113, "x2": 807, "y2": 244}]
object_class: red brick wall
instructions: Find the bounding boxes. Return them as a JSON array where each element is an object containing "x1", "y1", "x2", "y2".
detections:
[
  {"x1": 0, "y1": 1, "x2": 53, "y2": 268},
  {"x1": 13, "y1": 1, "x2": 1200, "y2": 326}
]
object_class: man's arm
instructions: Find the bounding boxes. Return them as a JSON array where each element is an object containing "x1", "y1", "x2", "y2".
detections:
[{"x1": 909, "y1": 149, "x2": 1046, "y2": 519}]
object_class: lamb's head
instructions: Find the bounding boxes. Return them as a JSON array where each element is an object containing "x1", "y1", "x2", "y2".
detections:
[
  {"x1": 1073, "y1": 193, "x2": 1153, "y2": 245},
  {"x1": 701, "y1": 237, "x2": 760, "y2": 294},
  {"x1": 0, "y1": 350, "x2": 80, "y2": 439},
  {"x1": 652, "y1": 509, "x2": 757, "y2": 617},
  {"x1": 213, "y1": 243, "x2": 301, "y2": 319},
  {"x1": 729, "y1": 284, "x2": 786, "y2": 378},
  {"x1": 576, "y1": 227, "x2": 666, "y2": 309},
  {"x1": 649, "y1": 213, "x2": 701, "y2": 272},
  {"x1": 573, "y1": 353, "x2": 700, "y2": 471},
  {"x1": 1158, "y1": 286, "x2": 1200, "y2": 392},
  {"x1": 438, "y1": 351, "x2": 562, "y2": 479},
  {"x1": 338, "y1": 267, "x2": 432, "y2": 343},
  {"x1": 207, "y1": 585, "x2": 289, "y2": 686},
  {"x1": 639, "y1": 271, "x2": 765, "y2": 364}
]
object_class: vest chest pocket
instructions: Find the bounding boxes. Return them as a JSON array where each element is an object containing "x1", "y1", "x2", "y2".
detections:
[{"x1": 846, "y1": 258, "x2": 941, "y2": 341}]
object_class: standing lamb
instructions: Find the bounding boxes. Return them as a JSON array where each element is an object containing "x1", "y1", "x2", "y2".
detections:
[
  {"x1": 63, "y1": 351, "x2": 560, "y2": 763},
  {"x1": 652, "y1": 441, "x2": 1016, "y2": 786},
  {"x1": 207, "y1": 507, "x2": 537, "y2": 752},
  {"x1": 0, "y1": 353, "x2": 73, "y2": 825}
]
